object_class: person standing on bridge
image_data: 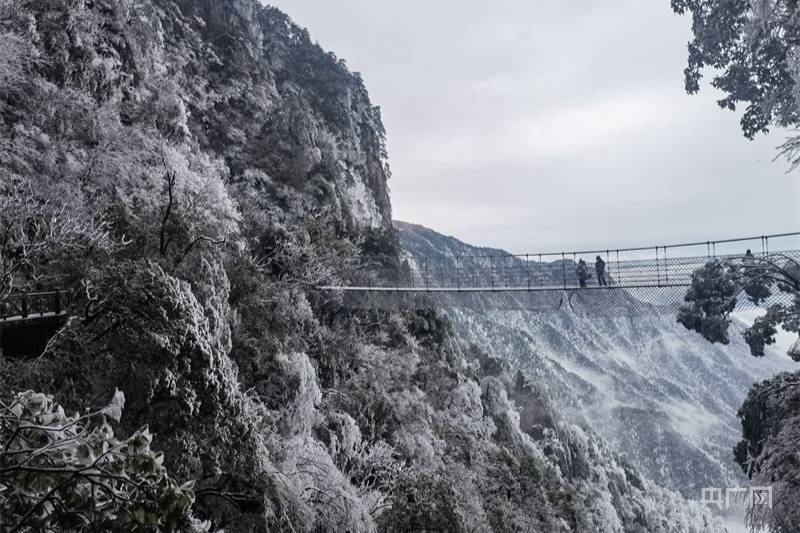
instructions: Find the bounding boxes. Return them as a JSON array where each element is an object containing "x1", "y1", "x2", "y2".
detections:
[
  {"x1": 576, "y1": 259, "x2": 588, "y2": 288},
  {"x1": 742, "y1": 249, "x2": 756, "y2": 274},
  {"x1": 595, "y1": 256, "x2": 607, "y2": 286}
]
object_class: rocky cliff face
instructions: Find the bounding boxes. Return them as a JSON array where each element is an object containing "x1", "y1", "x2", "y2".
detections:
[
  {"x1": 4, "y1": 0, "x2": 391, "y2": 230},
  {"x1": 396, "y1": 221, "x2": 795, "y2": 499},
  {"x1": 177, "y1": 0, "x2": 393, "y2": 228}
]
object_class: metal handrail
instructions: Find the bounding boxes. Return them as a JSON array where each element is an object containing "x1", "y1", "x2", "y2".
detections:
[
  {"x1": 0, "y1": 290, "x2": 65, "y2": 321},
  {"x1": 373, "y1": 232, "x2": 800, "y2": 266},
  {"x1": 332, "y1": 249, "x2": 800, "y2": 292}
]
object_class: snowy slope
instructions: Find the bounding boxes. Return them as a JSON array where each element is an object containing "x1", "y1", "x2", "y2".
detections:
[{"x1": 396, "y1": 221, "x2": 795, "y2": 498}]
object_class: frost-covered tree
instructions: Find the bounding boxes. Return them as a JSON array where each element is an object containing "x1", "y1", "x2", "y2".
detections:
[
  {"x1": 152, "y1": 146, "x2": 239, "y2": 267},
  {"x1": 735, "y1": 372, "x2": 800, "y2": 533},
  {"x1": 679, "y1": 253, "x2": 800, "y2": 359},
  {"x1": 0, "y1": 390, "x2": 207, "y2": 532},
  {"x1": 0, "y1": 178, "x2": 116, "y2": 298},
  {"x1": 0, "y1": 32, "x2": 35, "y2": 94},
  {"x1": 671, "y1": 0, "x2": 800, "y2": 141}
]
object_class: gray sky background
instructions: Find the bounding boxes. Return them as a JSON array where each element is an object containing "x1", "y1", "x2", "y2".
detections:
[{"x1": 268, "y1": 0, "x2": 800, "y2": 254}]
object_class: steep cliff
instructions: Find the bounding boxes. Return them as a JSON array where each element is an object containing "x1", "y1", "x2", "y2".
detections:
[{"x1": 1, "y1": 0, "x2": 391, "y2": 231}]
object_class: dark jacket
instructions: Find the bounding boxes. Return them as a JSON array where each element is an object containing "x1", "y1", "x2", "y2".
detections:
[{"x1": 595, "y1": 258, "x2": 606, "y2": 273}]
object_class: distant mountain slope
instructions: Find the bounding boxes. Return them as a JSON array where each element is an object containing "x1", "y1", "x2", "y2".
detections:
[
  {"x1": 396, "y1": 220, "x2": 795, "y2": 498},
  {"x1": 394, "y1": 221, "x2": 510, "y2": 259}
]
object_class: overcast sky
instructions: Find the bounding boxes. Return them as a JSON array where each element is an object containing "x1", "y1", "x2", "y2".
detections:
[{"x1": 268, "y1": 0, "x2": 799, "y2": 254}]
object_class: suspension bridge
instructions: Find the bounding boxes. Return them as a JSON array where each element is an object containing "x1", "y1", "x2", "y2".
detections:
[{"x1": 318, "y1": 232, "x2": 800, "y2": 315}]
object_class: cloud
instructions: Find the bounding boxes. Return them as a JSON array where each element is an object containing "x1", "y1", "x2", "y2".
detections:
[{"x1": 433, "y1": 88, "x2": 687, "y2": 163}]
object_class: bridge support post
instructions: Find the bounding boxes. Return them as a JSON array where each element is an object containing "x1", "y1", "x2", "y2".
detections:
[
  {"x1": 471, "y1": 256, "x2": 476, "y2": 288},
  {"x1": 538, "y1": 254, "x2": 542, "y2": 287},
  {"x1": 526, "y1": 254, "x2": 530, "y2": 289},
  {"x1": 655, "y1": 247, "x2": 661, "y2": 287}
]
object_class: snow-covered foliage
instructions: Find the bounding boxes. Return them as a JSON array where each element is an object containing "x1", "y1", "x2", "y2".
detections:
[
  {"x1": 671, "y1": 0, "x2": 800, "y2": 165},
  {"x1": 0, "y1": 31, "x2": 36, "y2": 94},
  {"x1": 678, "y1": 260, "x2": 741, "y2": 346},
  {"x1": 736, "y1": 371, "x2": 800, "y2": 532},
  {"x1": 0, "y1": 389, "x2": 208, "y2": 532},
  {"x1": 0, "y1": 177, "x2": 116, "y2": 297},
  {"x1": 678, "y1": 255, "x2": 800, "y2": 360}
]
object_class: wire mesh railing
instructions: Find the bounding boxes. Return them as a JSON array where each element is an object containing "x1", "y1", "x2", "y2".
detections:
[{"x1": 317, "y1": 232, "x2": 800, "y2": 314}]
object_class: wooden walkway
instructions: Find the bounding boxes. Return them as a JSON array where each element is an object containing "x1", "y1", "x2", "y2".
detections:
[{"x1": 1, "y1": 291, "x2": 65, "y2": 323}]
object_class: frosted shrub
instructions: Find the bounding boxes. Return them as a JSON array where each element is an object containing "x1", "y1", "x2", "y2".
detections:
[
  {"x1": 0, "y1": 390, "x2": 207, "y2": 532},
  {"x1": 0, "y1": 178, "x2": 117, "y2": 297},
  {"x1": 679, "y1": 255, "x2": 800, "y2": 359},
  {"x1": 0, "y1": 31, "x2": 36, "y2": 94}
]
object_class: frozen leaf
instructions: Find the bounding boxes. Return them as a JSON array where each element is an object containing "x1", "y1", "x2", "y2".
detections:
[
  {"x1": 101, "y1": 389, "x2": 126, "y2": 422},
  {"x1": 77, "y1": 444, "x2": 96, "y2": 466},
  {"x1": 24, "y1": 392, "x2": 50, "y2": 416}
]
